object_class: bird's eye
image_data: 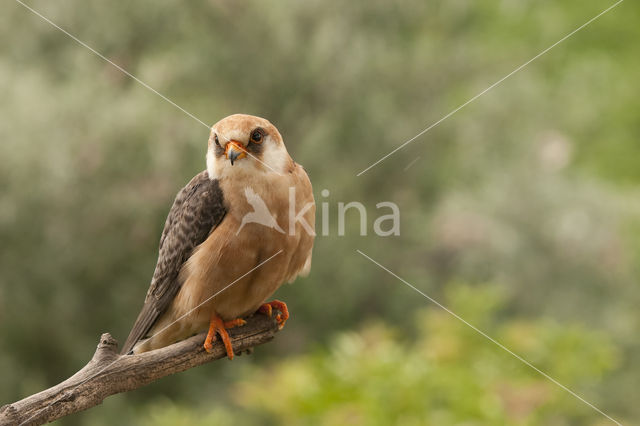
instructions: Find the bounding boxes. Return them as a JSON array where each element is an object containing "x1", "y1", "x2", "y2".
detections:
[
  {"x1": 214, "y1": 134, "x2": 221, "y2": 147},
  {"x1": 250, "y1": 129, "x2": 264, "y2": 144}
]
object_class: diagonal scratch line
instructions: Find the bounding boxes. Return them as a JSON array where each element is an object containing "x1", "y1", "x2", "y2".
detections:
[
  {"x1": 356, "y1": 249, "x2": 623, "y2": 426},
  {"x1": 403, "y1": 156, "x2": 421, "y2": 171},
  {"x1": 356, "y1": 0, "x2": 624, "y2": 176},
  {"x1": 15, "y1": 0, "x2": 285, "y2": 175},
  {"x1": 14, "y1": 0, "x2": 211, "y2": 129}
]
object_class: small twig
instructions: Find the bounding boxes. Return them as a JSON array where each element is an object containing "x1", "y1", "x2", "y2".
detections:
[{"x1": 0, "y1": 313, "x2": 281, "y2": 426}]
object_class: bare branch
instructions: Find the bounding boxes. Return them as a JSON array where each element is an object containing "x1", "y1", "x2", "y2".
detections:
[{"x1": 0, "y1": 314, "x2": 281, "y2": 426}]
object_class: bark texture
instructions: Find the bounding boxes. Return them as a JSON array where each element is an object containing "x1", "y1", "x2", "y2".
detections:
[{"x1": 0, "y1": 314, "x2": 281, "y2": 426}]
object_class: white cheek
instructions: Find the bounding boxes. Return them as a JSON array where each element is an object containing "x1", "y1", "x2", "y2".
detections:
[{"x1": 262, "y1": 143, "x2": 289, "y2": 174}]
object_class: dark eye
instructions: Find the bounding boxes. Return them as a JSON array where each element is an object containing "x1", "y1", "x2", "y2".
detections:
[
  {"x1": 214, "y1": 134, "x2": 221, "y2": 147},
  {"x1": 250, "y1": 129, "x2": 264, "y2": 144}
]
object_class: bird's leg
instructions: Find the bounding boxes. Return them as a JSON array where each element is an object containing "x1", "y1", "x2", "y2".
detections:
[
  {"x1": 258, "y1": 299, "x2": 289, "y2": 329},
  {"x1": 203, "y1": 314, "x2": 220, "y2": 354},
  {"x1": 203, "y1": 314, "x2": 246, "y2": 359}
]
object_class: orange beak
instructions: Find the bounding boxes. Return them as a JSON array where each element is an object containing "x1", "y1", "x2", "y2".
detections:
[{"x1": 224, "y1": 140, "x2": 247, "y2": 165}]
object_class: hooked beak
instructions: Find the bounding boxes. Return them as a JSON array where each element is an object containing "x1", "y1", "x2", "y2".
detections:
[{"x1": 224, "y1": 140, "x2": 247, "y2": 165}]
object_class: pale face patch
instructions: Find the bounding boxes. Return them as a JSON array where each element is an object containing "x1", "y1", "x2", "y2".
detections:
[
  {"x1": 207, "y1": 132, "x2": 290, "y2": 179},
  {"x1": 261, "y1": 139, "x2": 290, "y2": 175}
]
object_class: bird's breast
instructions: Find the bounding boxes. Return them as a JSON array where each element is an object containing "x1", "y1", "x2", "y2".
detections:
[{"x1": 171, "y1": 168, "x2": 315, "y2": 322}]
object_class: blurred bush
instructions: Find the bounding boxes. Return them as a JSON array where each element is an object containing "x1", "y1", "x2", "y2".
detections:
[{"x1": 124, "y1": 285, "x2": 622, "y2": 425}]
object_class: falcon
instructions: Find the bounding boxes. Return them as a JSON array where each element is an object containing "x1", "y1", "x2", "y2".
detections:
[{"x1": 121, "y1": 114, "x2": 315, "y2": 359}]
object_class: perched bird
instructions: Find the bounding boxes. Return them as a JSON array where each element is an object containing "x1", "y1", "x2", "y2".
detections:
[{"x1": 121, "y1": 114, "x2": 315, "y2": 359}]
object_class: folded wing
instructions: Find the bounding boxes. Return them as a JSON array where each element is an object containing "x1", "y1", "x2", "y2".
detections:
[{"x1": 121, "y1": 171, "x2": 226, "y2": 354}]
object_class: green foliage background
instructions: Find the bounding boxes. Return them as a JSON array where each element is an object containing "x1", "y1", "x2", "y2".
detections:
[{"x1": 1, "y1": 0, "x2": 638, "y2": 424}]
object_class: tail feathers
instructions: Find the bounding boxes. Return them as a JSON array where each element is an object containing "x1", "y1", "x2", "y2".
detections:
[{"x1": 121, "y1": 302, "x2": 160, "y2": 355}]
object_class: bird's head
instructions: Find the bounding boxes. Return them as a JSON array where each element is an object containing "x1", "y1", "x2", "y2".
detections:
[{"x1": 206, "y1": 114, "x2": 292, "y2": 179}]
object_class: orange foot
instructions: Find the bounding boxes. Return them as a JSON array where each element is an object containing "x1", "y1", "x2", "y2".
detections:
[
  {"x1": 258, "y1": 299, "x2": 289, "y2": 329},
  {"x1": 203, "y1": 313, "x2": 246, "y2": 360}
]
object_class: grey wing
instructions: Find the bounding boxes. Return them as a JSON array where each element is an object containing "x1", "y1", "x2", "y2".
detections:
[{"x1": 121, "y1": 171, "x2": 226, "y2": 354}]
